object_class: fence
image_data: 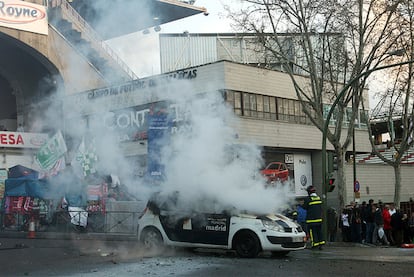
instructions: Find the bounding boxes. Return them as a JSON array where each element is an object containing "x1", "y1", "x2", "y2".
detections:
[{"x1": 0, "y1": 210, "x2": 141, "y2": 235}]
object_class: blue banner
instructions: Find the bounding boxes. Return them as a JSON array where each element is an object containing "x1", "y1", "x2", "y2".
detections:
[{"x1": 147, "y1": 113, "x2": 171, "y2": 183}]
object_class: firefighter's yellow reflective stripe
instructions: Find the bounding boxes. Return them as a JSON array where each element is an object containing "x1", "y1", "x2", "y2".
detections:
[
  {"x1": 313, "y1": 241, "x2": 326, "y2": 246},
  {"x1": 309, "y1": 201, "x2": 322, "y2": 205},
  {"x1": 306, "y1": 219, "x2": 322, "y2": 223},
  {"x1": 309, "y1": 229, "x2": 314, "y2": 244}
]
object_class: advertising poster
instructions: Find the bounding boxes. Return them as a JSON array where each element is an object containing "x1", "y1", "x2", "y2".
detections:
[
  {"x1": 147, "y1": 113, "x2": 171, "y2": 182},
  {"x1": 293, "y1": 153, "x2": 313, "y2": 197},
  {"x1": 35, "y1": 131, "x2": 67, "y2": 170},
  {"x1": 0, "y1": 168, "x2": 7, "y2": 199}
]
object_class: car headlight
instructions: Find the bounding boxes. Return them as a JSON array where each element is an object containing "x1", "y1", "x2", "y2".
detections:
[{"x1": 261, "y1": 220, "x2": 284, "y2": 232}]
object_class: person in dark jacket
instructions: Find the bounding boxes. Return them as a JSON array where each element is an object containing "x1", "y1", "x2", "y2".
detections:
[
  {"x1": 409, "y1": 211, "x2": 414, "y2": 243},
  {"x1": 303, "y1": 185, "x2": 325, "y2": 250},
  {"x1": 327, "y1": 207, "x2": 338, "y2": 242},
  {"x1": 391, "y1": 209, "x2": 404, "y2": 246},
  {"x1": 402, "y1": 213, "x2": 411, "y2": 244},
  {"x1": 360, "y1": 201, "x2": 367, "y2": 242},
  {"x1": 364, "y1": 199, "x2": 375, "y2": 244},
  {"x1": 350, "y1": 202, "x2": 362, "y2": 243}
]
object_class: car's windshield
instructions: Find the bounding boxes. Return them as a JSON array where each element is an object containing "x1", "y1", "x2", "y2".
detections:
[{"x1": 147, "y1": 191, "x2": 239, "y2": 216}]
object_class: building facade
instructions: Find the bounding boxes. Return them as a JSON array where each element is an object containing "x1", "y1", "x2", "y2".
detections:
[{"x1": 63, "y1": 60, "x2": 414, "y2": 207}]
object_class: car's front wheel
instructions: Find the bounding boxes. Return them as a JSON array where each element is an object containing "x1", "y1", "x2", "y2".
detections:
[
  {"x1": 140, "y1": 227, "x2": 164, "y2": 253},
  {"x1": 233, "y1": 230, "x2": 261, "y2": 258}
]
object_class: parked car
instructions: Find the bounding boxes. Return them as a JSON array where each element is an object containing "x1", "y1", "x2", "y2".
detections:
[
  {"x1": 137, "y1": 193, "x2": 306, "y2": 258},
  {"x1": 260, "y1": 162, "x2": 289, "y2": 183}
]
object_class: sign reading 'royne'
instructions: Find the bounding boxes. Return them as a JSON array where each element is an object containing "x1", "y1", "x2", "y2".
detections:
[{"x1": 0, "y1": 0, "x2": 48, "y2": 35}]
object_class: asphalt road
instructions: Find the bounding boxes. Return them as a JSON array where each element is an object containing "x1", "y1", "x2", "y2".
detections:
[{"x1": 1, "y1": 237, "x2": 414, "y2": 277}]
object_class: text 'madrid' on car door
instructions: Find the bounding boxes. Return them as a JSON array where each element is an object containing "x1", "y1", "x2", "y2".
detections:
[{"x1": 159, "y1": 212, "x2": 230, "y2": 245}]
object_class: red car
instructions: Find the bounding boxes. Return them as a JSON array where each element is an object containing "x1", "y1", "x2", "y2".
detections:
[{"x1": 261, "y1": 162, "x2": 289, "y2": 183}]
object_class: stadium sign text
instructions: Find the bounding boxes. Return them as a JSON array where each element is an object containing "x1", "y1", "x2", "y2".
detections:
[
  {"x1": 87, "y1": 69, "x2": 198, "y2": 100},
  {"x1": 0, "y1": 1, "x2": 46, "y2": 24}
]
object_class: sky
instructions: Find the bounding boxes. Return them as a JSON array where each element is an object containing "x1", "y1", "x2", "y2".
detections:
[
  {"x1": 107, "y1": 0, "x2": 240, "y2": 77},
  {"x1": 106, "y1": 0, "x2": 384, "y2": 110}
]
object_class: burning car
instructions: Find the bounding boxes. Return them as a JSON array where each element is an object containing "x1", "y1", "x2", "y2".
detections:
[
  {"x1": 137, "y1": 193, "x2": 306, "y2": 258},
  {"x1": 260, "y1": 162, "x2": 289, "y2": 183}
]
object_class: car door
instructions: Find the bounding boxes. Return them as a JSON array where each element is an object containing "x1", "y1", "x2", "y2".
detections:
[
  {"x1": 159, "y1": 211, "x2": 230, "y2": 245},
  {"x1": 279, "y1": 163, "x2": 289, "y2": 181},
  {"x1": 159, "y1": 210, "x2": 195, "y2": 243},
  {"x1": 191, "y1": 212, "x2": 230, "y2": 245}
]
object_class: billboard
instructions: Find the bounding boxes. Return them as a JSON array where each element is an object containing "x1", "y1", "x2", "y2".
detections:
[
  {"x1": 0, "y1": 131, "x2": 48, "y2": 148},
  {"x1": 147, "y1": 112, "x2": 171, "y2": 182},
  {"x1": 262, "y1": 152, "x2": 312, "y2": 197},
  {"x1": 0, "y1": 0, "x2": 48, "y2": 35},
  {"x1": 293, "y1": 153, "x2": 313, "y2": 197},
  {"x1": 88, "y1": 101, "x2": 187, "y2": 143}
]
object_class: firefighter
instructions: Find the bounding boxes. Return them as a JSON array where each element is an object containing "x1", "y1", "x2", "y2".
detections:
[{"x1": 303, "y1": 185, "x2": 325, "y2": 250}]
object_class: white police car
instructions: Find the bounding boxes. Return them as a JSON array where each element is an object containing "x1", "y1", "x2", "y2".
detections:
[{"x1": 137, "y1": 193, "x2": 306, "y2": 258}]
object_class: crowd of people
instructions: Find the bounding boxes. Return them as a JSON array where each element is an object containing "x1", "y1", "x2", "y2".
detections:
[
  {"x1": 293, "y1": 194, "x2": 414, "y2": 248},
  {"x1": 338, "y1": 199, "x2": 414, "y2": 246}
]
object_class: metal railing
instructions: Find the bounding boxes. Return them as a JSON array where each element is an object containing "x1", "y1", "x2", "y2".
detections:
[
  {"x1": 1, "y1": 210, "x2": 140, "y2": 235},
  {"x1": 48, "y1": 0, "x2": 138, "y2": 80}
]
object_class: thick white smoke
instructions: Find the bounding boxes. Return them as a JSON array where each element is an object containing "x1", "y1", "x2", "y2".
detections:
[
  {"x1": 37, "y1": 1, "x2": 296, "y2": 216},
  {"x1": 148, "y1": 79, "x2": 295, "y2": 215}
]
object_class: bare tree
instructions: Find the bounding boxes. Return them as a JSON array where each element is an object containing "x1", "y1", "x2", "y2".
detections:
[
  {"x1": 226, "y1": 0, "x2": 405, "y2": 209},
  {"x1": 367, "y1": 0, "x2": 414, "y2": 207}
]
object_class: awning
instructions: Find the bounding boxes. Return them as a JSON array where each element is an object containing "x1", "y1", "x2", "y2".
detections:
[{"x1": 5, "y1": 178, "x2": 64, "y2": 199}]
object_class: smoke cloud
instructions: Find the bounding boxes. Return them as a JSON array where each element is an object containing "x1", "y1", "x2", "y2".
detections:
[
  {"x1": 36, "y1": 1, "x2": 296, "y2": 217},
  {"x1": 139, "y1": 78, "x2": 295, "y2": 214}
]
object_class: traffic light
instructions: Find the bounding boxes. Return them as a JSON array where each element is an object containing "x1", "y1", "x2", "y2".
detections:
[
  {"x1": 327, "y1": 152, "x2": 338, "y2": 173},
  {"x1": 328, "y1": 177, "x2": 336, "y2": 192}
]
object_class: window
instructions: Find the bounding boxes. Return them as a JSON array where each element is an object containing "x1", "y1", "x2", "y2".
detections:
[
  {"x1": 250, "y1": 94, "x2": 257, "y2": 117},
  {"x1": 323, "y1": 104, "x2": 337, "y2": 126},
  {"x1": 359, "y1": 110, "x2": 368, "y2": 127},
  {"x1": 234, "y1": 92, "x2": 242, "y2": 116},
  {"x1": 226, "y1": 90, "x2": 234, "y2": 103},
  {"x1": 288, "y1": 99, "x2": 295, "y2": 121},
  {"x1": 263, "y1": 96, "x2": 270, "y2": 119},
  {"x1": 344, "y1": 107, "x2": 353, "y2": 127},
  {"x1": 225, "y1": 90, "x2": 327, "y2": 127},
  {"x1": 269, "y1": 97, "x2": 277, "y2": 120},
  {"x1": 278, "y1": 98, "x2": 288, "y2": 121},
  {"x1": 257, "y1": 95, "x2": 264, "y2": 118},
  {"x1": 243, "y1": 93, "x2": 250, "y2": 116}
]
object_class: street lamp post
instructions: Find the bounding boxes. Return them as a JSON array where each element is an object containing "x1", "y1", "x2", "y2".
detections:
[{"x1": 321, "y1": 59, "x2": 414, "y2": 241}]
